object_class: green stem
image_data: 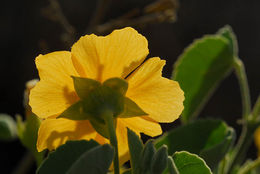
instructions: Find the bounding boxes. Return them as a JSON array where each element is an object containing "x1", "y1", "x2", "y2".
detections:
[
  {"x1": 238, "y1": 157, "x2": 260, "y2": 174},
  {"x1": 104, "y1": 111, "x2": 119, "y2": 174},
  {"x1": 234, "y1": 58, "x2": 251, "y2": 120},
  {"x1": 225, "y1": 58, "x2": 252, "y2": 174}
]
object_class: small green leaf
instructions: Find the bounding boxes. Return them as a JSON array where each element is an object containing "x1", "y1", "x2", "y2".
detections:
[
  {"x1": 127, "y1": 128, "x2": 144, "y2": 174},
  {"x1": 0, "y1": 114, "x2": 17, "y2": 141},
  {"x1": 172, "y1": 151, "x2": 212, "y2": 174},
  {"x1": 103, "y1": 77, "x2": 128, "y2": 95},
  {"x1": 172, "y1": 29, "x2": 234, "y2": 123},
  {"x1": 155, "y1": 119, "x2": 235, "y2": 169},
  {"x1": 119, "y1": 97, "x2": 147, "y2": 118},
  {"x1": 37, "y1": 140, "x2": 99, "y2": 174},
  {"x1": 151, "y1": 145, "x2": 168, "y2": 174},
  {"x1": 72, "y1": 76, "x2": 101, "y2": 100},
  {"x1": 67, "y1": 144, "x2": 114, "y2": 174},
  {"x1": 140, "y1": 140, "x2": 156, "y2": 174}
]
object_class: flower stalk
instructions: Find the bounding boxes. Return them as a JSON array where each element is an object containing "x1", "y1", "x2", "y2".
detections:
[{"x1": 103, "y1": 111, "x2": 119, "y2": 174}]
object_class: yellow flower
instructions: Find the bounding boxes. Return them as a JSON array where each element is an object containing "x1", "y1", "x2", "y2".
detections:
[{"x1": 29, "y1": 27, "x2": 184, "y2": 164}]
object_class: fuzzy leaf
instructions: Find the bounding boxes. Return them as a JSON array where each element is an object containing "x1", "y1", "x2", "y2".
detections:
[
  {"x1": 37, "y1": 140, "x2": 99, "y2": 174},
  {"x1": 172, "y1": 151, "x2": 212, "y2": 174},
  {"x1": 67, "y1": 144, "x2": 114, "y2": 174},
  {"x1": 151, "y1": 145, "x2": 168, "y2": 174},
  {"x1": 127, "y1": 128, "x2": 144, "y2": 174},
  {"x1": 155, "y1": 119, "x2": 235, "y2": 169},
  {"x1": 172, "y1": 30, "x2": 234, "y2": 123}
]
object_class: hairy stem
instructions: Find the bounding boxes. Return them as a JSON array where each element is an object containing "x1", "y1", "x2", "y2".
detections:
[
  {"x1": 225, "y1": 58, "x2": 252, "y2": 174},
  {"x1": 104, "y1": 112, "x2": 119, "y2": 174}
]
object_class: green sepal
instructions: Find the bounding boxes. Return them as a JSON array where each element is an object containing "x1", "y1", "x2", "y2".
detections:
[
  {"x1": 59, "y1": 85, "x2": 124, "y2": 121},
  {"x1": 151, "y1": 145, "x2": 168, "y2": 174},
  {"x1": 0, "y1": 114, "x2": 17, "y2": 141},
  {"x1": 119, "y1": 97, "x2": 147, "y2": 118},
  {"x1": 72, "y1": 76, "x2": 101, "y2": 100},
  {"x1": 90, "y1": 117, "x2": 117, "y2": 139},
  {"x1": 103, "y1": 77, "x2": 128, "y2": 95},
  {"x1": 127, "y1": 128, "x2": 144, "y2": 174},
  {"x1": 58, "y1": 101, "x2": 103, "y2": 123}
]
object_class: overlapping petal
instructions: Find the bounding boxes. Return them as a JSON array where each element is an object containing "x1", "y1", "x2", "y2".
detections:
[
  {"x1": 126, "y1": 57, "x2": 185, "y2": 123},
  {"x1": 37, "y1": 118, "x2": 96, "y2": 152},
  {"x1": 71, "y1": 27, "x2": 149, "y2": 82},
  {"x1": 29, "y1": 51, "x2": 79, "y2": 118}
]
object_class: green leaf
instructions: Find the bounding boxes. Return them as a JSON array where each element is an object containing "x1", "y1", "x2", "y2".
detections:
[
  {"x1": 0, "y1": 114, "x2": 17, "y2": 141},
  {"x1": 151, "y1": 145, "x2": 168, "y2": 174},
  {"x1": 17, "y1": 114, "x2": 44, "y2": 165},
  {"x1": 172, "y1": 151, "x2": 212, "y2": 174},
  {"x1": 119, "y1": 97, "x2": 147, "y2": 118},
  {"x1": 67, "y1": 144, "x2": 114, "y2": 174},
  {"x1": 167, "y1": 156, "x2": 179, "y2": 174},
  {"x1": 155, "y1": 119, "x2": 235, "y2": 169},
  {"x1": 103, "y1": 77, "x2": 128, "y2": 95},
  {"x1": 127, "y1": 128, "x2": 144, "y2": 174},
  {"x1": 140, "y1": 140, "x2": 156, "y2": 174},
  {"x1": 217, "y1": 25, "x2": 238, "y2": 56},
  {"x1": 172, "y1": 31, "x2": 234, "y2": 123},
  {"x1": 72, "y1": 76, "x2": 101, "y2": 100},
  {"x1": 37, "y1": 140, "x2": 99, "y2": 174}
]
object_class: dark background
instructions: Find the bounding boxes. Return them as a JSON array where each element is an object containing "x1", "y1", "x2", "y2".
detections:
[{"x1": 0, "y1": 0, "x2": 259, "y2": 173}]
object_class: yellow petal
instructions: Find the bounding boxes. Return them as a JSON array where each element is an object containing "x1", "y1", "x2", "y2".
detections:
[
  {"x1": 116, "y1": 119, "x2": 132, "y2": 165},
  {"x1": 37, "y1": 118, "x2": 96, "y2": 152},
  {"x1": 71, "y1": 27, "x2": 149, "y2": 82},
  {"x1": 120, "y1": 117, "x2": 162, "y2": 137},
  {"x1": 29, "y1": 51, "x2": 79, "y2": 118},
  {"x1": 126, "y1": 57, "x2": 184, "y2": 123}
]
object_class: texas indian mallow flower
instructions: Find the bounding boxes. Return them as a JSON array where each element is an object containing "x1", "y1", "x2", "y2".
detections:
[{"x1": 29, "y1": 27, "x2": 184, "y2": 164}]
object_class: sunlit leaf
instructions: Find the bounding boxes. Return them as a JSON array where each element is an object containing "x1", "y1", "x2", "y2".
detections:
[
  {"x1": 172, "y1": 151, "x2": 212, "y2": 174},
  {"x1": 172, "y1": 28, "x2": 235, "y2": 123}
]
